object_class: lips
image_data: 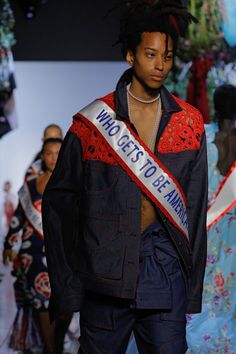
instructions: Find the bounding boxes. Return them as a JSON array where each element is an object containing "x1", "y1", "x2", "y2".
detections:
[{"x1": 151, "y1": 75, "x2": 165, "y2": 81}]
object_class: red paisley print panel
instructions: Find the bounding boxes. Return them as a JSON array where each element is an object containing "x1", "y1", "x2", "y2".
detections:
[
  {"x1": 158, "y1": 99, "x2": 204, "y2": 153},
  {"x1": 70, "y1": 94, "x2": 204, "y2": 160},
  {"x1": 70, "y1": 118, "x2": 117, "y2": 164}
]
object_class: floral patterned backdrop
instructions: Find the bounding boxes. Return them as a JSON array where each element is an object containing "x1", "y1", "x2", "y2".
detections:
[
  {"x1": 0, "y1": 0, "x2": 17, "y2": 139},
  {"x1": 166, "y1": 0, "x2": 236, "y2": 123}
]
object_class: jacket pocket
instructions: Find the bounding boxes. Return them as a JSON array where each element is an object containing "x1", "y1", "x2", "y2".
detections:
[
  {"x1": 82, "y1": 215, "x2": 120, "y2": 248},
  {"x1": 84, "y1": 161, "x2": 119, "y2": 194},
  {"x1": 79, "y1": 215, "x2": 125, "y2": 280},
  {"x1": 82, "y1": 162, "x2": 123, "y2": 215}
]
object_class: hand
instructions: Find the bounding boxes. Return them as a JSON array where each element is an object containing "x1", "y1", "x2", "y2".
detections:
[{"x1": 2, "y1": 249, "x2": 17, "y2": 265}]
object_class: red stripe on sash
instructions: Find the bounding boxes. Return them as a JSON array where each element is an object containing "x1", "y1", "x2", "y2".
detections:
[{"x1": 207, "y1": 161, "x2": 236, "y2": 230}]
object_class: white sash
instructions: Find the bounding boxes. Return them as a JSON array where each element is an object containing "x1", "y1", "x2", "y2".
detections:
[
  {"x1": 79, "y1": 100, "x2": 189, "y2": 240},
  {"x1": 18, "y1": 182, "x2": 43, "y2": 237},
  {"x1": 207, "y1": 161, "x2": 236, "y2": 230}
]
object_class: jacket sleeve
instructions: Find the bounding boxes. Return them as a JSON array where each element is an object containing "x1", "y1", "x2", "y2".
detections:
[
  {"x1": 42, "y1": 131, "x2": 84, "y2": 321},
  {"x1": 186, "y1": 130, "x2": 208, "y2": 313}
]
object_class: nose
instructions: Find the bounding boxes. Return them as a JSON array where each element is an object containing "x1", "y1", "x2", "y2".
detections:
[
  {"x1": 52, "y1": 154, "x2": 58, "y2": 163},
  {"x1": 154, "y1": 55, "x2": 164, "y2": 71}
]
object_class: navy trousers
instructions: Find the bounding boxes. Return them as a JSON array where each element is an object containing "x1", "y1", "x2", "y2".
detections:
[
  {"x1": 78, "y1": 262, "x2": 187, "y2": 353},
  {"x1": 79, "y1": 225, "x2": 187, "y2": 353},
  {"x1": 78, "y1": 290, "x2": 187, "y2": 354}
]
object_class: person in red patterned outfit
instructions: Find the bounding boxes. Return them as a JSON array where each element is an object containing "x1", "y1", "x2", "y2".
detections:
[
  {"x1": 2, "y1": 181, "x2": 17, "y2": 228},
  {"x1": 25, "y1": 124, "x2": 63, "y2": 182},
  {"x1": 3, "y1": 138, "x2": 71, "y2": 354},
  {"x1": 42, "y1": 1, "x2": 208, "y2": 353}
]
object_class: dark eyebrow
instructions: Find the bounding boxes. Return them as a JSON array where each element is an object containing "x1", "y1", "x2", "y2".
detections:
[
  {"x1": 144, "y1": 47, "x2": 174, "y2": 53},
  {"x1": 144, "y1": 47, "x2": 156, "y2": 51}
]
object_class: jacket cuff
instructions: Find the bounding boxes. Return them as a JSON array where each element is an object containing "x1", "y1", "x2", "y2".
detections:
[
  {"x1": 49, "y1": 276, "x2": 85, "y2": 322},
  {"x1": 186, "y1": 296, "x2": 202, "y2": 314},
  {"x1": 49, "y1": 291, "x2": 84, "y2": 322}
]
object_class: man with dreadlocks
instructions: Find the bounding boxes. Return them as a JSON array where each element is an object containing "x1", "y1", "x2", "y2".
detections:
[{"x1": 42, "y1": 1, "x2": 208, "y2": 353}]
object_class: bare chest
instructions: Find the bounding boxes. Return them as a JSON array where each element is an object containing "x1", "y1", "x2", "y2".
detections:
[{"x1": 129, "y1": 105, "x2": 162, "y2": 151}]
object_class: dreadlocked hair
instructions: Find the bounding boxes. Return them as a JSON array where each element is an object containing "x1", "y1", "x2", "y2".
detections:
[{"x1": 113, "y1": 0, "x2": 197, "y2": 58}]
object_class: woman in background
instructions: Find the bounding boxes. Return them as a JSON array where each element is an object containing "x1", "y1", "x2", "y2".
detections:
[
  {"x1": 187, "y1": 84, "x2": 236, "y2": 352},
  {"x1": 3, "y1": 137, "x2": 71, "y2": 354}
]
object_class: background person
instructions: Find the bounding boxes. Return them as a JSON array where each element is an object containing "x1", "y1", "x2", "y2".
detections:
[
  {"x1": 186, "y1": 84, "x2": 236, "y2": 352},
  {"x1": 25, "y1": 124, "x2": 63, "y2": 182},
  {"x1": 0, "y1": 180, "x2": 17, "y2": 280},
  {"x1": 3, "y1": 137, "x2": 71, "y2": 354}
]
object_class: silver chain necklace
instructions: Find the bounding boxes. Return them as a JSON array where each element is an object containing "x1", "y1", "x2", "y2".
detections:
[
  {"x1": 127, "y1": 83, "x2": 160, "y2": 104},
  {"x1": 127, "y1": 87, "x2": 162, "y2": 150}
]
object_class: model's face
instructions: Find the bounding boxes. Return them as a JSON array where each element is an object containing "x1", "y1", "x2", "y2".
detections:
[
  {"x1": 127, "y1": 32, "x2": 174, "y2": 90},
  {"x1": 42, "y1": 142, "x2": 61, "y2": 173}
]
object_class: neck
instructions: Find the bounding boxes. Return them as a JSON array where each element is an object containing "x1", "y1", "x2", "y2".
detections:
[
  {"x1": 219, "y1": 119, "x2": 235, "y2": 134},
  {"x1": 127, "y1": 83, "x2": 160, "y2": 104},
  {"x1": 42, "y1": 170, "x2": 52, "y2": 181}
]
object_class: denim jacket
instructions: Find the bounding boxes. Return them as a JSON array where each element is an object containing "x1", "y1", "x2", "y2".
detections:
[{"x1": 42, "y1": 69, "x2": 208, "y2": 321}]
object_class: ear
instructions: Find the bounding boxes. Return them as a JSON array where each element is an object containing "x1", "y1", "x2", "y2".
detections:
[{"x1": 126, "y1": 51, "x2": 134, "y2": 66}]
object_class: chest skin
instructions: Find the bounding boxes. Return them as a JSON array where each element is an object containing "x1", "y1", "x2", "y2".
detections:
[{"x1": 128, "y1": 101, "x2": 162, "y2": 233}]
